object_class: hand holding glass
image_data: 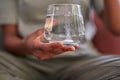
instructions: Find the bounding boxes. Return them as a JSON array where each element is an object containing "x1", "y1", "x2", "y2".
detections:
[{"x1": 44, "y1": 4, "x2": 85, "y2": 46}]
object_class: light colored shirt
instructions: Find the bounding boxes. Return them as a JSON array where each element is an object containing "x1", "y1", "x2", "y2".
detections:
[
  {"x1": 0, "y1": 0, "x2": 90, "y2": 37},
  {"x1": 0, "y1": 0, "x2": 103, "y2": 56}
]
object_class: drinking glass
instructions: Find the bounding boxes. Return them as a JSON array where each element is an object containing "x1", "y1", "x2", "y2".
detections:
[{"x1": 44, "y1": 4, "x2": 85, "y2": 45}]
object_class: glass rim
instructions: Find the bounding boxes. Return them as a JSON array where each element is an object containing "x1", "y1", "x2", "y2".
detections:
[{"x1": 48, "y1": 4, "x2": 81, "y2": 7}]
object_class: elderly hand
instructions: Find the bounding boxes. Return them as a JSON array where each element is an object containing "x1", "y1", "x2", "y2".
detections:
[{"x1": 23, "y1": 29, "x2": 79, "y2": 60}]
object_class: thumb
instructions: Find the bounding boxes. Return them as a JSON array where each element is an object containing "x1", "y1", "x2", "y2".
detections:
[{"x1": 36, "y1": 33, "x2": 44, "y2": 41}]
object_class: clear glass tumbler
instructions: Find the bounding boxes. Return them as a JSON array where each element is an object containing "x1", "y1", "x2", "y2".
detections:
[{"x1": 44, "y1": 4, "x2": 85, "y2": 45}]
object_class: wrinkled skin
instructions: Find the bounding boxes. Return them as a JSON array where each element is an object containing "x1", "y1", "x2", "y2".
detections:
[{"x1": 24, "y1": 29, "x2": 79, "y2": 60}]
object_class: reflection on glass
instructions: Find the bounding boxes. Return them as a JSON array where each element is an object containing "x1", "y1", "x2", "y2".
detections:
[{"x1": 44, "y1": 4, "x2": 85, "y2": 45}]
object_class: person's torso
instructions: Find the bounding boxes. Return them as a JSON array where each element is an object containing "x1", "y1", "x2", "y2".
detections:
[{"x1": 18, "y1": 0, "x2": 90, "y2": 37}]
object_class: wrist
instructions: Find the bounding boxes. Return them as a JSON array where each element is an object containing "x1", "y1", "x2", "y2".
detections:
[{"x1": 21, "y1": 39, "x2": 33, "y2": 54}]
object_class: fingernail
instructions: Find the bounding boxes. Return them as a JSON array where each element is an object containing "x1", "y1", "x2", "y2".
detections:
[
  {"x1": 76, "y1": 45, "x2": 79, "y2": 48},
  {"x1": 71, "y1": 46, "x2": 75, "y2": 51}
]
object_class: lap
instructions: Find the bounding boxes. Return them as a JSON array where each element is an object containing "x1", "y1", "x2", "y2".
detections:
[
  {"x1": 1, "y1": 50, "x2": 120, "y2": 80},
  {"x1": 0, "y1": 50, "x2": 46, "y2": 80},
  {"x1": 50, "y1": 55, "x2": 120, "y2": 80},
  {"x1": 0, "y1": 69, "x2": 23, "y2": 80}
]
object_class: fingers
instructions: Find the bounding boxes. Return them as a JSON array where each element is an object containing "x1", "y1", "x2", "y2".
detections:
[
  {"x1": 52, "y1": 46, "x2": 75, "y2": 54},
  {"x1": 34, "y1": 42, "x2": 78, "y2": 60},
  {"x1": 35, "y1": 33, "x2": 44, "y2": 41},
  {"x1": 38, "y1": 42, "x2": 63, "y2": 51},
  {"x1": 33, "y1": 50, "x2": 54, "y2": 60},
  {"x1": 35, "y1": 40, "x2": 79, "y2": 52},
  {"x1": 36, "y1": 29, "x2": 44, "y2": 34},
  {"x1": 49, "y1": 42, "x2": 78, "y2": 50},
  {"x1": 39, "y1": 42, "x2": 76, "y2": 53},
  {"x1": 74, "y1": 44, "x2": 79, "y2": 49},
  {"x1": 32, "y1": 29, "x2": 44, "y2": 38},
  {"x1": 62, "y1": 45, "x2": 75, "y2": 51},
  {"x1": 50, "y1": 42, "x2": 63, "y2": 48}
]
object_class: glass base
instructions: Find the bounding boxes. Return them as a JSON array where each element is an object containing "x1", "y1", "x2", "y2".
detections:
[
  {"x1": 49, "y1": 39, "x2": 80, "y2": 46},
  {"x1": 62, "y1": 40, "x2": 74, "y2": 45},
  {"x1": 62, "y1": 39, "x2": 80, "y2": 46}
]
